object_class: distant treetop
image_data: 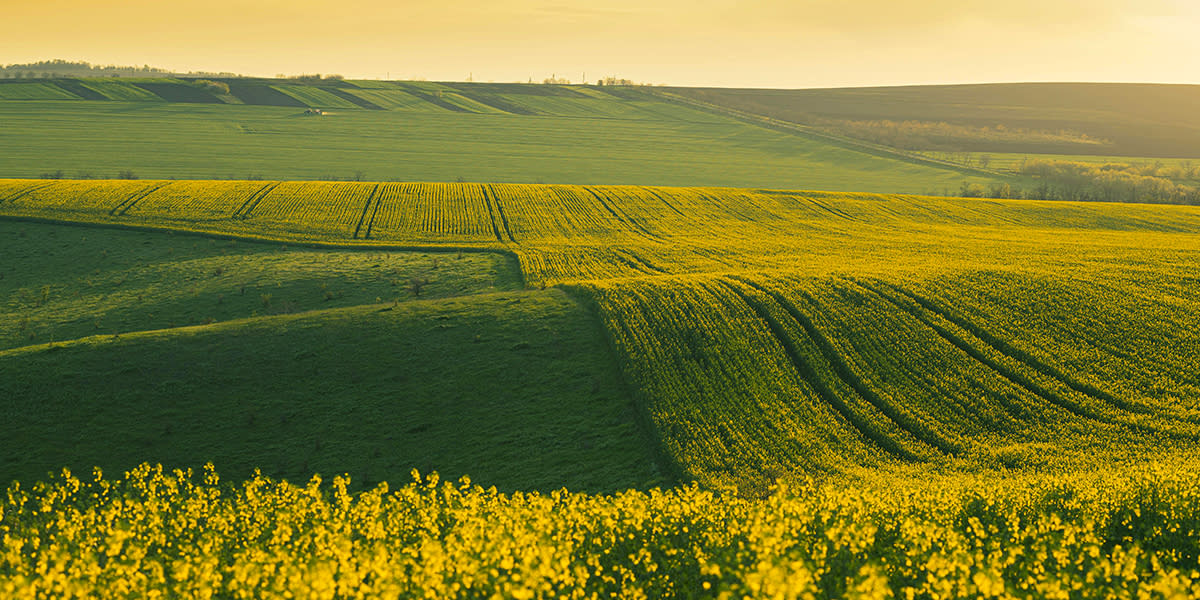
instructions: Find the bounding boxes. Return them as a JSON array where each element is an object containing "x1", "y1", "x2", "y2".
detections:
[{"x1": 0, "y1": 59, "x2": 240, "y2": 79}]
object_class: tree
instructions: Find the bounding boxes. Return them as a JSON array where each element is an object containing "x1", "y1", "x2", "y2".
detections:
[
  {"x1": 193, "y1": 79, "x2": 230, "y2": 95},
  {"x1": 958, "y1": 182, "x2": 985, "y2": 198}
]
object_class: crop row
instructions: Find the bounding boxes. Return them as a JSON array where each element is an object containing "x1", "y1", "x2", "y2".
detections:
[
  {"x1": 3, "y1": 178, "x2": 1200, "y2": 482},
  {"x1": 5, "y1": 179, "x2": 1200, "y2": 282},
  {"x1": 583, "y1": 271, "x2": 1200, "y2": 485}
]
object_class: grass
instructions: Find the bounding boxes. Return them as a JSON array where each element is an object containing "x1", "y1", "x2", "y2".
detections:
[
  {"x1": 78, "y1": 80, "x2": 164, "y2": 102},
  {"x1": 4, "y1": 180, "x2": 1200, "y2": 594},
  {"x1": 7, "y1": 180, "x2": 1200, "y2": 488},
  {"x1": 0, "y1": 82, "x2": 79, "y2": 101},
  {"x1": 669, "y1": 82, "x2": 1200, "y2": 158},
  {"x1": 0, "y1": 220, "x2": 520, "y2": 350},
  {"x1": 0, "y1": 97, "x2": 1006, "y2": 193},
  {"x1": 0, "y1": 289, "x2": 664, "y2": 493},
  {"x1": 949, "y1": 151, "x2": 1200, "y2": 179},
  {"x1": 270, "y1": 84, "x2": 362, "y2": 109},
  {"x1": 0, "y1": 219, "x2": 662, "y2": 492}
]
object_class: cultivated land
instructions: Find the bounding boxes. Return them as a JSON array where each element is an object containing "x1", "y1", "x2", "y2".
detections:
[
  {"x1": 0, "y1": 79, "x2": 1005, "y2": 193},
  {"x1": 667, "y1": 82, "x2": 1200, "y2": 157},
  {"x1": 0, "y1": 219, "x2": 659, "y2": 493},
  {"x1": 4, "y1": 180, "x2": 1200, "y2": 597},
  {"x1": 3, "y1": 180, "x2": 1198, "y2": 480},
  {"x1": 953, "y1": 152, "x2": 1200, "y2": 181},
  {"x1": 3, "y1": 79, "x2": 1200, "y2": 594}
]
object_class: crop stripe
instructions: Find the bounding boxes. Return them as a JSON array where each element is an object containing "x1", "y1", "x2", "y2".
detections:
[
  {"x1": 352, "y1": 183, "x2": 380, "y2": 239},
  {"x1": 232, "y1": 182, "x2": 279, "y2": 220},
  {"x1": 719, "y1": 278, "x2": 924, "y2": 461},
  {"x1": 110, "y1": 182, "x2": 171, "y2": 216},
  {"x1": 480, "y1": 184, "x2": 514, "y2": 242},
  {"x1": 731, "y1": 275, "x2": 965, "y2": 456},
  {"x1": 2, "y1": 182, "x2": 56, "y2": 203},
  {"x1": 855, "y1": 278, "x2": 1199, "y2": 440}
]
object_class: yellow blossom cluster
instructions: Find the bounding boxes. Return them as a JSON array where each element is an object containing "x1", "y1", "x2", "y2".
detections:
[{"x1": 3, "y1": 462, "x2": 1200, "y2": 599}]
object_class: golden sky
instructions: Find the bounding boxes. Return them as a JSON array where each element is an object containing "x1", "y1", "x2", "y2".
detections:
[{"x1": 4, "y1": 0, "x2": 1198, "y2": 87}]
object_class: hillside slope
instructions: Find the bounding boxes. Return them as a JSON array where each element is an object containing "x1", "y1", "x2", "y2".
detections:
[
  {"x1": 5, "y1": 180, "x2": 1199, "y2": 490},
  {"x1": 0, "y1": 79, "x2": 1005, "y2": 193},
  {"x1": 667, "y1": 83, "x2": 1200, "y2": 157},
  {"x1": 0, "y1": 288, "x2": 663, "y2": 492},
  {"x1": 0, "y1": 219, "x2": 663, "y2": 492}
]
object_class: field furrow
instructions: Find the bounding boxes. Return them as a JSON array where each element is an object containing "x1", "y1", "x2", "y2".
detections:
[
  {"x1": 3, "y1": 178, "x2": 1200, "y2": 483},
  {"x1": 740, "y1": 277, "x2": 965, "y2": 456},
  {"x1": 351, "y1": 183, "x2": 381, "y2": 239},
  {"x1": 232, "y1": 182, "x2": 280, "y2": 219},
  {"x1": 858, "y1": 279, "x2": 1198, "y2": 443},
  {"x1": 717, "y1": 278, "x2": 928, "y2": 461}
]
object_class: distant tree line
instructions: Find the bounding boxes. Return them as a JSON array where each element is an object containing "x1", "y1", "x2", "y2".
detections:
[
  {"x1": 597, "y1": 77, "x2": 637, "y2": 86},
  {"x1": 278, "y1": 74, "x2": 345, "y2": 83},
  {"x1": 956, "y1": 159, "x2": 1200, "y2": 205},
  {"x1": 39, "y1": 170, "x2": 139, "y2": 180},
  {"x1": 808, "y1": 117, "x2": 1111, "y2": 154},
  {"x1": 0, "y1": 59, "x2": 239, "y2": 79}
]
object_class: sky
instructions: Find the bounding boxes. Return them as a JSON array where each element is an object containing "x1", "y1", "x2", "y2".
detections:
[{"x1": 3, "y1": 0, "x2": 1198, "y2": 88}]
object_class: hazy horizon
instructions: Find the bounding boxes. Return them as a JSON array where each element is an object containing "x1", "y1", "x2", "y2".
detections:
[{"x1": 4, "y1": 0, "x2": 1198, "y2": 88}]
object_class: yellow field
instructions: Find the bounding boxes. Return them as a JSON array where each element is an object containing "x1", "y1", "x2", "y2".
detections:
[
  {"x1": 4, "y1": 179, "x2": 1200, "y2": 596},
  {"x1": 4, "y1": 461, "x2": 1199, "y2": 599}
]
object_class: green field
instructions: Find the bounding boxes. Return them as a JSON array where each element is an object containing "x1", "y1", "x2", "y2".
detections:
[
  {"x1": 12, "y1": 78, "x2": 1200, "y2": 203},
  {"x1": 0, "y1": 219, "x2": 661, "y2": 493},
  {"x1": 4, "y1": 178, "x2": 1200, "y2": 595},
  {"x1": 4, "y1": 179, "x2": 1198, "y2": 481},
  {"x1": 667, "y1": 82, "x2": 1200, "y2": 158},
  {"x1": 0, "y1": 81, "x2": 1007, "y2": 193}
]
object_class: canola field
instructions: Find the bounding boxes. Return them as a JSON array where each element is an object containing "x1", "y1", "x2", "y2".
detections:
[
  {"x1": 3, "y1": 462, "x2": 1199, "y2": 599},
  {"x1": 3, "y1": 179, "x2": 1200, "y2": 596}
]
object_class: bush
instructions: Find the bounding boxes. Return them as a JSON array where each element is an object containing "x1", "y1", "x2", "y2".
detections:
[{"x1": 192, "y1": 79, "x2": 230, "y2": 95}]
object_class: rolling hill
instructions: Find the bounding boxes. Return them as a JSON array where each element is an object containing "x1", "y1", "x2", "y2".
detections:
[
  {"x1": 667, "y1": 82, "x2": 1200, "y2": 158},
  {"x1": 3, "y1": 179, "x2": 1198, "y2": 491},
  {"x1": 4, "y1": 179, "x2": 1200, "y2": 596},
  {"x1": 0, "y1": 219, "x2": 663, "y2": 492},
  {"x1": 0, "y1": 78, "x2": 1004, "y2": 193}
]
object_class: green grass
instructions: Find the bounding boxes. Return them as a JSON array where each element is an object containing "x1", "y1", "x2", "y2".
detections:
[
  {"x1": 0, "y1": 220, "x2": 520, "y2": 350},
  {"x1": 951, "y1": 151, "x2": 1200, "y2": 180},
  {"x1": 0, "y1": 220, "x2": 661, "y2": 492},
  {"x1": 270, "y1": 85, "x2": 362, "y2": 109},
  {"x1": 9, "y1": 180, "x2": 1200, "y2": 488},
  {"x1": 78, "y1": 80, "x2": 164, "y2": 102},
  {"x1": 0, "y1": 290, "x2": 664, "y2": 493},
  {"x1": 0, "y1": 100, "x2": 1005, "y2": 192},
  {"x1": 0, "y1": 82, "x2": 79, "y2": 100},
  {"x1": 339, "y1": 88, "x2": 446, "y2": 111}
]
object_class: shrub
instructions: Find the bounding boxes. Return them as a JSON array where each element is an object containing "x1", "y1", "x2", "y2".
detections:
[{"x1": 192, "y1": 79, "x2": 230, "y2": 95}]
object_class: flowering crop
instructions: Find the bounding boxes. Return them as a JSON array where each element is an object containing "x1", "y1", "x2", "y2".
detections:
[
  {"x1": 3, "y1": 463, "x2": 1200, "y2": 599},
  {"x1": 4, "y1": 178, "x2": 1200, "y2": 595}
]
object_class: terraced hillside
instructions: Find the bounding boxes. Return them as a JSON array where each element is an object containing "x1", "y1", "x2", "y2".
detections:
[{"x1": 4, "y1": 180, "x2": 1198, "y2": 490}]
